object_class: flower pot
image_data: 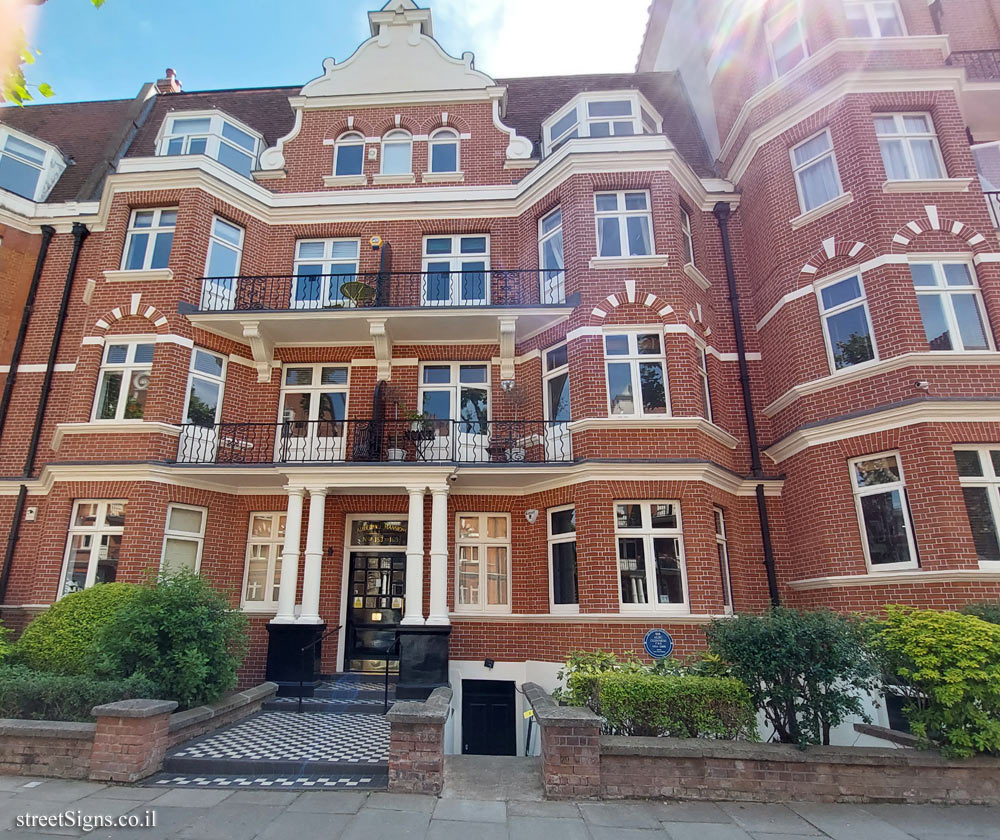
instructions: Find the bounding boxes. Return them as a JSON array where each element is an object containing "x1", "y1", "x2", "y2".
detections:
[{"x1": 387, "y1": 447, "x2": 406, "y2": 461}]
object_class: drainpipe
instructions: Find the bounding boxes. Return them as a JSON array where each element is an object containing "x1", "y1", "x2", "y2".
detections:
[
  {"x1": 712, "y1": 202, "x2": 780, "y2": 607},
  {"x1": 0, "y1": 223, "x2": 89, "y2": 604}
]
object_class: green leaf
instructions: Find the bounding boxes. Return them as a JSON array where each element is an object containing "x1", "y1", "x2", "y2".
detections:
[{"x1": 37, "y1": 83, "x2": 54, "y2": 98}]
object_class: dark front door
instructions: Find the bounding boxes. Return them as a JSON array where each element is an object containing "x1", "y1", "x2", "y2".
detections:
[
  {"x1": 345, "y1": 550, "x2": 406, "y2": 672},
  {"x1": 461, "y1": 679, "x2": 517, "y2": 756}
]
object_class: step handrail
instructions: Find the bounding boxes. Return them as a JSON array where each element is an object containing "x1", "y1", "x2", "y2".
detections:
[{"x1": 299, "y1": 624, "x2": 343, "y2": 713}]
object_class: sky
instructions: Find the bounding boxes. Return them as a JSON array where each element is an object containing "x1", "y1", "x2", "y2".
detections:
[{"x1": 22, "y1": 0, "x2": 652, "y2": 104}]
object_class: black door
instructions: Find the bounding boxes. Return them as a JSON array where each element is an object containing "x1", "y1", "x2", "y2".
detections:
[
  {"x1": 345, "y1": 551, "x2": 405, "y2": 672},
  {"x1": 462, "y1": 679, "x2": 517, "y2": 756}
]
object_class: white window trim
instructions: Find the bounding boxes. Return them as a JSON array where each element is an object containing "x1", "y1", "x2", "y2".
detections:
[
  {"x1": 59, "y1": 500, "x2": 127, "y2": 598},
  {"x1": 714, "y1": 506, "x2": 733, "y2": 614},
  {"x1": 538, "y1": 207, "x2": 566, "y2": 305},
  {"x1": 277, "y1": 363, "x2": 351, "y2": 425},
  {"x1": 454, "y1": 512, "x2": 512, "y2": 614},
  {"x1": 875, "y1": 112, "x2": 946, "y2": 182},
  {"x1": 292, "y1": 238, "x2": 362, "y2": 309},
  {"x1": 594, "y1": 190, "x2": 655, "y2": 259},
  {"x1": 91, "y1": 337, "x2": 156, "y2": 422},
  {"x1": 603, "y1": 327, "x2": 671, "y2": 418},
  {"x1": 911, "y1": 260, "x2": 995, "y2": 352},
  {"x1": 241, "y1": 511, "x2": 286, "y2": 612},
  {"x1": 766, "y1": 2, "x2": 809, "y2": 79},
  {"x1": 428, "y1": 127, "x2": 461, "y2": 174},
  {"x1": 121, "y1": 208, "x2": 177, "y2": 272},
  {"x1": 182, "y1": 348, "x2": 227, "y2": 426},
  {"x1": 815, "y1": 268, "x2": 879, "y2": 374},
  {"x1": 0, "y1": 125, "x2": 67, "y2": 202},
  {"x1": 333, "y1": 131, "x2": 366, "y2": 177},
  {"x1": 547, "y1": 504, "x2": 578, "y2": 614},
  {"x1": 541, "y1": 90, "x2": 663, "y2": 156},
  {"x1": 614, "y1": 500, "x2": 689, "y2": 613},
  {"x1": 160, "y1": 503, "x2": 207, "y2": 574},
  {"x1": 543, "y1": 342, "x2": 570, "y2": 423},
  {"x1": 155, "y1": 109, "x2": 263, "y2": 175},
  {"x1": 204, "y1": 215, "x2": 244, "y2": 277},
  {"x1": 849, "y1": 451, "x2": 919, "y2": 572},
  {"x1": 790, "y1": 128, "x2": 845, "y2": 215},
  {"x1": 698, "y1": 346, "x2": 713, "y2": 422},
  {"x1": 420, "y1": 234, "x2": 491, "y2": 306},
  {"x1": 844, "y1": 0, "x2": 907, "y2": 38},
  {"x1": 418, "y1": 362, "x2": 492, "y2": 422},
  {"x1": 953, "y1": 445, "x2": 1000, "y2": 569},
  {"x1": 680, "y1": 205, "x2": 695, "y2": 267},
  {"x1": 380, "y1": 129, "x2": 413, "y2": 175}
]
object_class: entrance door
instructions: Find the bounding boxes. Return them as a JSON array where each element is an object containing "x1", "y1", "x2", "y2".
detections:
[
  {"x1": 345, "y1": 550, "x2": 406, "y2": 672},
  {"x1": 461, "y1": 680, "x2": 517, "y2": 756}
]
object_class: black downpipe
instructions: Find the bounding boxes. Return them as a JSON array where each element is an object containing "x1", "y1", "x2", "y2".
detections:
[
  {"x1": 713, "y1": 203, "x2": 780, "y2": 607},
  {"x1": 0, "y1": 223, "x2": 88, "y2": 604},
  {"x1": 0, "y1": 224, "x2": 55, "y2": 442}
]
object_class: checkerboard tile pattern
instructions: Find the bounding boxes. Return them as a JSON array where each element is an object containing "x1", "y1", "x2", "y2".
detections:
[
  {"x1": 148, "y1": 773, "x2": 387, "y2": 790},
  {"x1": 265, "y1": 696, "x2": 385, "y2": 707}
]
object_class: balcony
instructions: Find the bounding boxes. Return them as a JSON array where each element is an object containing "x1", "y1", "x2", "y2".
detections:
[
  {"x1": 174, "y1": 419, "x2": 573, "y2": 465},
  {"x1": 948, "y1": 49, "x2": 1000, "y2": 81}
]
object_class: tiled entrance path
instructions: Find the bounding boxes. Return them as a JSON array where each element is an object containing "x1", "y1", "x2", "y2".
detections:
[
  {"x1": 1, "y1": 773, "x2": 998, "y2": 840},
  {"x1": 147, "y1": 675, "x2": 393, "y2": 790}
]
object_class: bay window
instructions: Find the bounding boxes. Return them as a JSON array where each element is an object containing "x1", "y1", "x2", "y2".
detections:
[
  {"x1": 791, "y1": 130, "x2": 843, "y2": 214},
  {"x1": 954, "y1": 447, "x2": 1000, "y2": 566},
  {"x1": 60, "y1": 501, "x2": 126, "y2": 595},
  {"x1": 875, "y1": 113, "x2": 945, "y2": 181},
  {"x1": 160, "y1": 504, "x2": 207, "y2": 575},
  {"x1": 604, "y1": 330, "x2": 668, "y2": 417},
  {"x1": 548, "y1": 505, "x2": 578, "y2": 612},
  {"x1": 455, "y1": 513, "x2": 511, "y2": 613},
  {"x1": 817, "y1": 272, "x2": 877, "y2": 370},
  {"x1": 242, "y1": 513, "x2": 286, "y2": 611},
  {"x1": 542, "y1": 91, "x2": 661, "y2": 155},
  {"x1": 845, "y1": 1, "x2": 905, "y2": 37},
  {"x1": 850, "y1": 453, "x2": 918, "y2": 569},
  {"x1": 594, "y1": 191, "x2": 653, "y2": 258},
  {"x1": 122, "y1": 208, "x2": 176, "y2": 271},
  {"x1": 93, "y1": 340, "x2": 154, "y2": 421},
  {"x1": 158, "y1": 112, "x2": 261, "y2": 178},
  {"x1": 616, "y1": 501, "x2": 687, "y2": 611},
  {"x1": 910, "y1": 262, "x2": 992, "y2": 352},
  {"x1": 766, "y1": 4, "x2": 808, "y2": 77},
  {"x1": 0, "y1": 128, "x2": 65, "y2": 201}
]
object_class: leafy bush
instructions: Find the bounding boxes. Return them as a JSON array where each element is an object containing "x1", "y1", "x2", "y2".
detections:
[
  {"x1": 961, "y1": 602, "x2": 1000, "y2": 626},
  {"x1": 12, "y1": 583, "x2": 139, "y2": 675},
  {"x1": 593, "y1": 671, "x2": 757, "y2": 740},
  {"x1": 705, "y1": 608, "x2": 878, "y2": 746},
  {"x1": 553, "y1": 649, "x2": 648, "y2": 706},
  {"x1": 93, "y1": 571, "x2": 248, "y2": 708},
  {"x1": 0, "y1": 664, "x2": 158, "y2": 722},
  {"x1": 876, "y1": 606, "x2": 1000, "y2": 758}
]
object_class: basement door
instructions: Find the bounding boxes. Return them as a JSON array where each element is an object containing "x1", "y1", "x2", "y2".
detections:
[{"x1": 461, "y1": 679, "x2": 517, "y2": 756}]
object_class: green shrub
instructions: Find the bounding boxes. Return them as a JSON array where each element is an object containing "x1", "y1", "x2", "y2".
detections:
[
  {"x1": 961, "y1": 602, "x2": 1000, "y2": 626},
  {"x1": 0, "y1": 664, "x2": 158, "y2": 722},
  {"x1": 0, "y1": 619, "x2": 11, "y2": 664},
  {"x1": 876, "y1": 606, "x2": 1000, "y2": 758},
  {"x1": 593, "y1": 671, "x2": 757, "y2": 739},
  {"x1": 553, "y1": 649, "x2": 648, "y2": 706},
  {"x1": 12, "y1": 583, "x2": 140, "y2": 675},
  {"x1": 93, "y1": 571, "x2": 248, "y2": 708},
  {"x1": 705, "y1": 608, "x2": 878, "y2": 747}
]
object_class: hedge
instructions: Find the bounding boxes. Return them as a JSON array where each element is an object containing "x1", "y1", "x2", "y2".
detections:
[
  {"x1": 0, "y1": 665, "x2": 159, "y2": 722},
  {"x1": 591, "y1": 671, "x2": 758, "y2": 740}
]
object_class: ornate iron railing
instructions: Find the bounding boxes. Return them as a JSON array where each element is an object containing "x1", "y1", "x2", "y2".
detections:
[
  {"x1": 175, "y1": 419, "x2": 573, "y2": 464},
  {"x1": 197, "y1": 269, "x2": 567, "y2": 312},
  {"x1": 948, "y1": 49, "x2": 1000, "y2": 80},
  {"x1": 985, "y1": 191, "x2": 1000, "y2": 230}
]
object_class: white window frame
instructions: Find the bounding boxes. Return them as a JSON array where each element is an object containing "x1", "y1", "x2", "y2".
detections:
[
  {"x1": 815, "y1": 269, "x2": 879, "y2": 373},
  {"x1": 790, "y1": 129, "x2": 844, "y2": 214},
  {"x1": 680, "y1": 205, "x2": 695, "y2": 266},
  {"x1": 380, "y1": 129, "x2": 413, "y2": 175},
  {"x1": 542, "y1": 90, "x2": 663, "y2": 156},
  {"x1": 182, "y1": 348, "x2": 227, "y2": 426},
  {"x1": 121, "y1": 208, "x2": 177, "y2": 272},
  {"x1": 875, "y1": 112, "x2": 946, "y2": 181},
  {"x1": 953, "y1": 445, "x2": 1000, "y2": 568},
  {"x1": 547, "y1": 504, "x2": 578, "y2": 614},
  {"x1": 156, "y1": 110, "x2": 262, "y2": 177},
  {"x1": 454, "y1": 513, "x2": 512, "y2": 614},
  {"x1": 849, "y1": 451, "x2": 919, "y2": 571},
  {"x1": 418, "y1": 362, "x2": 491, "y2": 422},
  {"x1": 421, "y1": 234, "x2": 490, "y2": 306},
  {"x1": 160, "y1": 503, "x2": 207, "y2": 575},
  {"x1": 59, "y1": 500, "x2": 127, "y2": 597},
  {"x1": 333, "y1": 131, "x2": 366, "y2": 176},
  {"x1": 698, "y1": 347, "x2": 713, "y2": 422},
  {"x1": 543, "y1": 343, "x2": 570, "y2": 424},
  {"x1": 766, "y1": 2, "x2": 809, "y2": 78},
  {"x1": 594, "y1": 191, "x2": 654, "y2": 258},
  {"x1": 0, "y1": 125, "x2": 66, "y2": 202},
  {"x1": 428, "y1": 127, "x2": 460, "y2": 173},
  {"x1": 714, "y1": 506, "x2": 734, "y2": 613},
  {"x1": 277, "y1": 364, "x2": 351, "y2": 461},
  {"x1": 92, "y1": 338, "x2": 155, "y2": 422},
  {"x1": 292, "y1": 238, "x2": 362, "y2": 308},
  {"x1": 241, "y1": 512, "x2": 287, "y2": 612},
  {"x1": 538, "y1": 206, "x2": 565, "y2": 304},
  {"x1": 603, "y1": 328, "x2": 670, "y2": 418},
  {"x1": 910, "y1": 260, "x2": 994, "y2": 352},
  {"x1": 614, "y1": 501, "x2": 689, "y2": 613},
  {"x1": 204, "y1": 216, "x2": 244, "y2": 278},
  {"x1": 844, "y1": 0, "x2": 906, "y2": 37}
]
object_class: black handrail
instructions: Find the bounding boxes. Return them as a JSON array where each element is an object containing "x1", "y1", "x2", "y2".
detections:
[
  {"x1": 298, "y1": 623, "x2": 342, "y2": 713},
  {"x1": 948, "y1": 49, "x2": 1000, "y2": 81}
]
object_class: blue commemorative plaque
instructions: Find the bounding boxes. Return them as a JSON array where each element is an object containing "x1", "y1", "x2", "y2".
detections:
[{"x1": 643, "y1": 628, "x2": 674, "y2": 660}]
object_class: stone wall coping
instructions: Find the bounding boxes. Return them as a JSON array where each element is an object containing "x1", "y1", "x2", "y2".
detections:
[
  {"x1": 523, "y1": 682, "x2": 601, "y2": 728},
  {"x1": 168, "y1": 682, "x2": 278, "y2": 733},
  {"x1": 0, "y1": 719, "x2": 96, "y2": 740},
  {"x1": 91, "y1": 699, "x2": 178, "y2": 719},
  {"x1": 386, "y1": 686, "x2": 453, "y2": 725},
  {"x1": 599, "y1": 735, "x2": 1000, "y2": 768}
]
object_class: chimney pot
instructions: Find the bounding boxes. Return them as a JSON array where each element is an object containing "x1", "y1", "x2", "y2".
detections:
[{"x1": 155, "y1": 68, "x2": 182, "y2": 95}]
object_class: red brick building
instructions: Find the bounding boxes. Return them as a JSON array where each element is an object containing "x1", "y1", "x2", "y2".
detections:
[{"x1": 0, "y1": 0, "x2": 998, "y2": 752}]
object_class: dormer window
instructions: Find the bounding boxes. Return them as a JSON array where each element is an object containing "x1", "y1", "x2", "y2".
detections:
[
  {"x1": 334, "y1": 132, "x2": 365, "y2": 176},
  {"x1": 0, "y1": 127, "x2": 67, "y2": 202},
  {"x1": 542, "y1": 92, "x2": 662, "y2": 155},
  {"x1": 381, "y1": 130, "x2": 413, "y2": 175},
  {"x1": 157, "y1": 111, "x2": 262, "y2": 178},
  {"x1": 428, "y1": 128, "x2": 459, "y2": 173}
]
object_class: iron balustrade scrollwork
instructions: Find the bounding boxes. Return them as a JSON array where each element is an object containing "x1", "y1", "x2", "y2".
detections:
[
  {"x1": 948, "y1": 49, "x2": 1000, "y2": 81},
  {"x1": 175, "y1": 419, "x2": 574, "y2": 464},
  {"x1": 197, "y1": 268, "x2": 567, "y2": 312}
]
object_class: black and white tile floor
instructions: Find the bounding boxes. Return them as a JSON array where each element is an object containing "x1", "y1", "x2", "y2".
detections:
[{"x1": 146, "y1": 772, "x2": 388, "y2": 790}]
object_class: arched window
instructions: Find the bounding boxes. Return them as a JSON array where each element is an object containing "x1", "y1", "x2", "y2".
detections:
[
  {"x1": 381, "y1": 129, "x2": 412, "y2": 175},
  {"x1": 334, "y1": 132, "x2": 365, "y2": 177},
  {"x1": 428, "y1": 128, "x2": 459, "y2": 173}
]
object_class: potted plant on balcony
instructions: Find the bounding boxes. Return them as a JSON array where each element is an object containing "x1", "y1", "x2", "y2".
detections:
[
  {"x1": 501, "y1": 380, "x2": 529, "y2": 462},
  {"x1": 385, "y1": 398, "x2": 406, "y2": 461}
]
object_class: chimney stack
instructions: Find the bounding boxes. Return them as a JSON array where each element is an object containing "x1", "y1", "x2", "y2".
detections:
[{"x1": 155, "y1": 68, "x2": 182, "y2": 94}]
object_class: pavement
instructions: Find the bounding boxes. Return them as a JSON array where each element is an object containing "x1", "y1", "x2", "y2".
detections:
[{"x1": 1, "y1": 772, "x2": 998, "y2": 840}]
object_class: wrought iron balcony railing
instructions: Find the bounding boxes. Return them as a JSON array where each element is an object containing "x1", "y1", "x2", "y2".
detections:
[
  {"x1": 985, "y1": 191, "x2": 1000, "y2": 230},
  {"x1": 197, "y1": 269, "x2": 567, "y2": 312},
  {"x1": 948, "y1": 49, "x2": 1000, "y2": 81},
  {"x1": 175, "y1": 419, "x2": 573, "y2": 465}
]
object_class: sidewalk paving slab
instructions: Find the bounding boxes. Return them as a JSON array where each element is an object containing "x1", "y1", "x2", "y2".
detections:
[
  {"x1": 341, "y1": 808, "x2": 431, "y2": 840},
  {"x1": 86, "y1": 786, "x2": 162, "y2": 801},
  {"x1": 660, "y1": 823, "x2": 754, "y2": 840},
  {"x1": 859, "y1": 803, "x2": 1000, "y2": 839},
  {"x1": 432, "y1": 798, "x2": 506, "y2": 823},
  {"x1": 508, "y1": 815, "x2": 593, "y2": 840},
  {"x1": 581, "y1": 801, "x2": 666, "y2": 828},
  {"x1": 426, "y1": 819, "x2": 508, "y2": 840},
  {"x1": 656, "y1": 801, "x2": 735, "y2": 823},
  {"x1": 286, "y1": 790, "x2": 368, "y2": 813},
  {"x1": 589, "y1": 826, "x2": 673, "y2": 840},
  {"x1": 720, "y1": 803, "x2": 822, "y2": 835},
  {"x1": 175, "y1": 802, "x2": 282, "y2": 840},
  {"x1": 507, "y1": 799, "x2": 581, "y2": 818},
  {"x1": 366, "y1": 791, "x2": 437, "y2": 812},
  {"x1": 254, "y1": 810, "x2": 353, "y2": 840},
  {"x1": 145, "y1": 787, "x2": 233, "y2": 808},
  {"x1": 789, "y1": 802, "x2": 916, "y2": 840}
]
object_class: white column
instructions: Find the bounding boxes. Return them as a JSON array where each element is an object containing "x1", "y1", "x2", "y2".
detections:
[
  {"x1": 272, "y1": 487, "x2": 305, "y2": 624},
  {"x1": 401, "y1": 486, "x2": 426, "y2": 625},
  {"x1": 298, "y1": 488, "x2": 327, "y2": 624},
  {"x1": 426, "y1": 485, "x2": 450, "y2": 626}
]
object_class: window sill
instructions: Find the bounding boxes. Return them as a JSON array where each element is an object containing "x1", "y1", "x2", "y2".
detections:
[
  {"x1": 789, "y1": 191, "x2": 854, "y2": 230},
  {"x1": 372, "y1": 173, "x2": 416, "y2": 185},
  {"x1": 882, "y1": 178, "x2": 973, "y2": 194},
  {"x1": 569, "y1": 416, "x2": 739, "y2": 449},
  {"x1": 103, "y1": 268, "x2": 174, "y2": 283},
  {"x1": 683, "y1": 262, "x2": 711, "y2": 290},
  {"x1": 589, "y1": 255, "x2": 669, "y2": 270},
  {"x1": 52, "y1": 420, "x2": 182, "y2": 451},
  {"x1": 322, "y1": 174, "x2": 368, "y2": 187},
  {"x1": 421, "y1": 171, "x2": 465, "y2": 183}
]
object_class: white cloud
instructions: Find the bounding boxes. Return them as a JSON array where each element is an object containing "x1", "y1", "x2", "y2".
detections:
[{"x1": 430, "y1": 0, "x2": 651, "y2": 78}]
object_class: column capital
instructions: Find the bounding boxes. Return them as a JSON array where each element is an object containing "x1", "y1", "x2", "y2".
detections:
[
  {"x1": 405, "y1": 485, "x2": 428, "y2": 496},
  {"x1": 305, "y1": 486, "x2": 329, "y2": 497},
  {"x1": 284, "y1": 486, "x2": 307, "y2": 498},
  {"x1": 428, "y1": 484, "x2": 450, "y2": 496}
]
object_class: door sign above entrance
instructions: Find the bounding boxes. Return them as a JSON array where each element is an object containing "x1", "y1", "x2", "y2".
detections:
[
  {"x1": 643, "y1": 628, "x2": 674, "y2": 660},
  {"x1": 350, "y1": 519, "x2": 407, "y2": 547}
]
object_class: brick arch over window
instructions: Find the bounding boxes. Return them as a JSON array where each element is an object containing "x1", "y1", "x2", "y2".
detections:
[
  {"x1": 324, "y1": 120, "x2": 375, "y2": 142},
  {"x1": 889, "y1": 205, "x2": 990, "y2": 253},
  {"x1": 420, "y1": 112, "x2": 471, "y2": 135},
  {"x1": 800, "y1": 236, "x2": 878, "y2": 276},
  {"x1": 92, "y1": 296, "x2": 169, "y2": 335},
  {"x1": 372, "y1": 116, "x2": 421, "y2": 136},
  {"x1": 587, "y1": 281, "x2": 680, "y2": 326}
]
